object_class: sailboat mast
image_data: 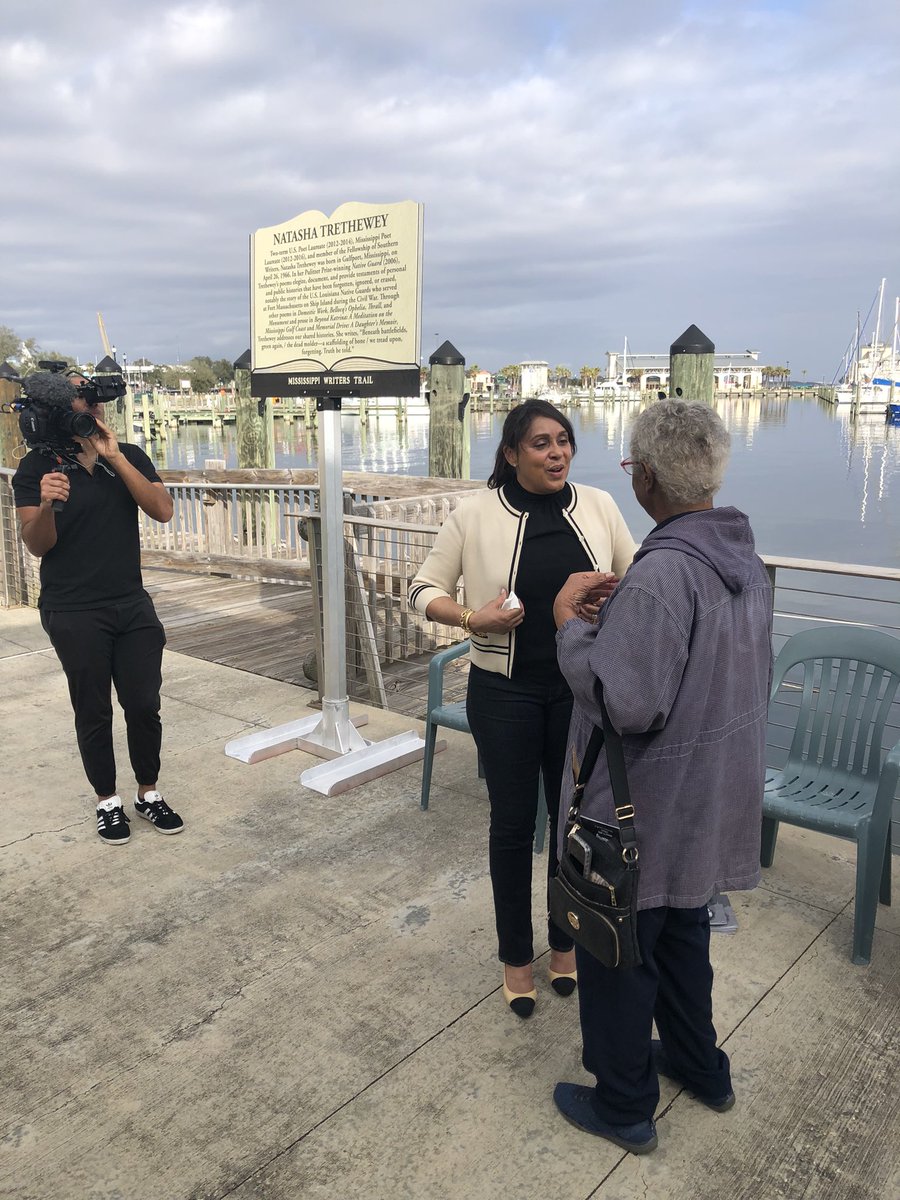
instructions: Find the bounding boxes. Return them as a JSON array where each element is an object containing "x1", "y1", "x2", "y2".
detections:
[
  {"x1": 853, "y1": 311, "x2": 861, "y2": 412},
  {"x1": 890, "y1": 296, "x2": 899, "y2": 405},
  {"x1": 873, "y1": 277, "x2": 886, "y2": 374}
]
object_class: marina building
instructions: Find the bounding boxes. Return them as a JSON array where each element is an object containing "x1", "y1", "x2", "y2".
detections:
[
  {"x1": 468, "y1": 369, "x2": 494, "y2": 396},
  {"x1": 605, "y1": 349, "x2": 763, "y2": 392},
  {"x1": 520, "y1": 361, "x2": 549, "y2": 398}
]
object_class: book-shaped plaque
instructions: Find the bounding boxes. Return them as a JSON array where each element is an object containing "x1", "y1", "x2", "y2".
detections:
[{"x1": 250, "y1": 200, "x2": 423, "y2": 397}]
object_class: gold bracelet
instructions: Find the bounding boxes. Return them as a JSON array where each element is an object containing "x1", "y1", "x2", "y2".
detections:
[{"x1": 459, "y1": 608, "x2": 474, "y2": 635}]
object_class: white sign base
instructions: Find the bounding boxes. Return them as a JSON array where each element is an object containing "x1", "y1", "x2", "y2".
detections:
[
  {"x1": 224, "y1": 713, "x2": 369, "y2": 765},
  {"x1": 298, "y1": 697, "x2": 369, "y2": 756},
  {"x1": 300, "y1": 730, "x2": 445, "y2": 797}
]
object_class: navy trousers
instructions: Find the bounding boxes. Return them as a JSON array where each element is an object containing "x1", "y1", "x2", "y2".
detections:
[
  {"x1": 41, "y1": 594, "x2": 166, "y2": 798},
  {"x1": 576, "y1": 904, "x2": 732, "y2": 1124}
]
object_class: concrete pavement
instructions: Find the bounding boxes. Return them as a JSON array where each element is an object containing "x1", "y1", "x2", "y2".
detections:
[{"x1": 0, "y1": 605, "x2": 897, "y2": 1200}]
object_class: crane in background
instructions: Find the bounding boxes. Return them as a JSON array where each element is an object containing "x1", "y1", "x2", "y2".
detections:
[
  {"x1": 96, "y1": 311, "x2": 138, "y2": 397},
  {"x1": 96, "y1": 311, "x2": 134, "y2": 388},
  {"x1": 97, "y1": 312, "x2": 115, "y2": 362}
]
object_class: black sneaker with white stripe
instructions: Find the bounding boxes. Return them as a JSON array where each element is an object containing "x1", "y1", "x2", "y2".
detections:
[
  {"x1": 97, "y1": 797, "x2": 130, "y2": 845},
  {"x1": 134, "y1": 791, "x2": 184, "y2": 834}
]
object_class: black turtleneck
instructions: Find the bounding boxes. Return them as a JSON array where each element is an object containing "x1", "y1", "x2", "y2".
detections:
[{"x1": 505, "y1": 476, "x2": 593, "y2": 681}]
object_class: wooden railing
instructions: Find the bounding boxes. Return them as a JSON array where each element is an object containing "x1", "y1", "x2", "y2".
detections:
[
  {"x1": 0, "y1": 466, "x2": 482, "y2": 602},
  {"x1": 138, "y1": 469, "x2": 481, "y2": 579},
  {"x1": 5, "y1": 467, "x2": 900, "y2": 631},
  {"x1": 5, "y1": 466, "x2": 900, "y2": 627}
]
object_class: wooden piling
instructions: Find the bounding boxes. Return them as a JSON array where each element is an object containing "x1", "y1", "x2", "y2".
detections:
[
  {"x1": 140, "y1": 393, "x2": 152, "y2": 440},
  {"x1": 669, "y1": 325, "x2": 715, "y2": 403},
  {"x1": 0, "y1": 370, "x2": 22, "y2": 469},
  {"x1": 234, "y1": 349, "x2": 276, "y2": 549},
  {"x1": 152, "y1": 389, "x2": 166, "y2": 440},
  {"x1": 0, "y1": 369, "x2": 37, "y2": 605},
  {"x1": 427, "y1": 340, "x2": 470, "y2": 480},
  {"x1": 91, "y1": 355, "x2": 130, "y2": 443},
  {"x1": 233, "y1": 351, "x2": 274, "y2": 471},
  {"x1": 98, "y1": 386, "x2": 128, "y2": 444}
]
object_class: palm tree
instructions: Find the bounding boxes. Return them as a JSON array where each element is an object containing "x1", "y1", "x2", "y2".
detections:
[
  {"x1": 554, "y1": 365, "x2": 572, "y2": 392},
  {"x1": 499, "y1": 364, "x2": 521, "y2": 395}
]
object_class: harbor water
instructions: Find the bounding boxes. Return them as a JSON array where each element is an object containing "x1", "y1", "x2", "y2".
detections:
[{"x1": 154, "y1": 396, "x2": 900, "y2": 570}]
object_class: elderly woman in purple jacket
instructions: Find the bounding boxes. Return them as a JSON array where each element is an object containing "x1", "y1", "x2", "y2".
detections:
[{"x1": 551, "y1": 400, "x2": 773, "y2": 1155}]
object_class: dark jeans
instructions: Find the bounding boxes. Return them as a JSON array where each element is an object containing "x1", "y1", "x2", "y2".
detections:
[
  {"x1": 465, "y1": 664, "x2": 575, "y2": 966},
  {"x1": 41, "y1": 594, "x2": 166, "y2": 798},
  {"x1": 576, "y1": 905, "x2": 731, "y2": 1125}
]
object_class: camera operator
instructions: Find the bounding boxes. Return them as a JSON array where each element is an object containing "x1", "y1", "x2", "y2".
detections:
[{"x1": 12, "y1": 369, "x2": 184, "y2": 845}]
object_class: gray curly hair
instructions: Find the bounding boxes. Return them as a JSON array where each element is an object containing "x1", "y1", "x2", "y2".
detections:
[{"x1": 629, "y1": 400, "x2": 730, "y2": 505}]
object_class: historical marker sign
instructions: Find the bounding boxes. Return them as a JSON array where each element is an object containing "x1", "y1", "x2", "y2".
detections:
[{"x1": 250, "y1": 200, "x2": 423, "y2": 397}]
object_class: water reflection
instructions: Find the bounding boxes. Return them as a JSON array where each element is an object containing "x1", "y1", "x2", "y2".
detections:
[
  {"x1": 158, "y1": 395, "x2": 794, "y2": 473},
  {"x1": 150, "y1": 398, "x2": 900, "y2": 566},
  {"x1": 712, "y1": 393, "x2": 789, "y2": 451},
  {"x1": 835, "y1": 407, "x2": 899, "y2": 525}
]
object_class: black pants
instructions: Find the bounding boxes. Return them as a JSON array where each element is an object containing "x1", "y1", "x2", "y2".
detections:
[
  {"x1": 576, "y1": 905, "x2": 731, "y2": 1124},
  {"x1": 41, "y1": 594, "x2": 166, "y2": 798},
  {"x1": 465, "y1": 664, "x2": 575, "y2": 966}
]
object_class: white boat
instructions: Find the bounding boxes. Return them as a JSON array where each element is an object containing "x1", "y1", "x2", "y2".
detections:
[
  {"x1": 829, "y1": 281, "x2": 900, "y2": 407},
  {"x1": 831, "y1": 383, "x2": 889, "y2": 407},
  {"x1": 596, "y1": 380, "x2": 640, "y2": 400},
  {"x1": 598, "y1": 336, "x2": 641, "y2": 400}
]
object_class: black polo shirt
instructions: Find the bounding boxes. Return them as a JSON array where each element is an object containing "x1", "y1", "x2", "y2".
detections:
[{"x1": 12, "y1": 444, "x2": 161, "y2": 610}]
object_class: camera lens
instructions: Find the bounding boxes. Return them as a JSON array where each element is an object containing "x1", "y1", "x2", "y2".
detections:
[{"x1": 69, "y1": 411, "x2": 98, "y2": 439}]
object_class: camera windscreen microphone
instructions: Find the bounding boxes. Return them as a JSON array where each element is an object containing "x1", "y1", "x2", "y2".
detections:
[{"x1": 21, "y1": 372, "x2": 76, "y2": 408}]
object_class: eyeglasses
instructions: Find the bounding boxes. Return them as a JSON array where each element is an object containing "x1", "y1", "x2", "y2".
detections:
[{"x1": 620, "y1": 459, "x2": 643, "y2": 475}]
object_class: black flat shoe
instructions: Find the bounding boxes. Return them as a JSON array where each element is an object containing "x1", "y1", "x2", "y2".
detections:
[{"x1": 502, "y1": 970, "x2": 537, "y2": 1019}]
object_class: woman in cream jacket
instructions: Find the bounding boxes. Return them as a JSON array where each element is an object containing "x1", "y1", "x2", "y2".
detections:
[{"x1": 409, "y1": 400, "x2": 635, "y2": 1017}]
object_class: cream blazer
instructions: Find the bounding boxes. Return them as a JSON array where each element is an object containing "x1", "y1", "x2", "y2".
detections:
[{"x1": 408, "y1": 483, "x2": 636, "y2": 676}]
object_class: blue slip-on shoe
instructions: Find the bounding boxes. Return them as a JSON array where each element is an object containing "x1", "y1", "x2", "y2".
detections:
[
  {"x1": 553, "y1": 1083, "x2": 658, "y2": 1154},
  {"x1": 651, "y1": 1040, "x2": 735, "y2": 1112}
]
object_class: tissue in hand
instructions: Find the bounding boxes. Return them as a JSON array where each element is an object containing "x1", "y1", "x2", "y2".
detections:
[{"x1": 500, "y1": 591, "x2": 522, "y2": 611}]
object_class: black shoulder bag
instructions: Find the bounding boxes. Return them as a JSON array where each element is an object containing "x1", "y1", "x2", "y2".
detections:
[{"x1": 548, "y1": 694, "x2": 642, "y2": 969}]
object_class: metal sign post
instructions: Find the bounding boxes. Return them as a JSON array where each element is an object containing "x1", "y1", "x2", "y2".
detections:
[
  {"x1": 298, "y1": 396, "x2": 368, "y2": 755},
  {"x1": 224, "y1": 389, "x2": 435, "y2": 796}
]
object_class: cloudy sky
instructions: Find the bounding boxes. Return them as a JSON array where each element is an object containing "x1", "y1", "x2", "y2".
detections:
[{"x1": 2, "y1": 0, "x2": 898, "y2": 379}]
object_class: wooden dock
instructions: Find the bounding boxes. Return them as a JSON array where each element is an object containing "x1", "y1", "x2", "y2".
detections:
[
  {"x1": 144, "y1": 568, "x2": 317, "y2": 687},
  {"x1": 144, "y1": 567, "x2": 468, "y2": 720}
]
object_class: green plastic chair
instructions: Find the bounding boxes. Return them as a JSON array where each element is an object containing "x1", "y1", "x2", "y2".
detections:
[
  {"x1": 420, "y1": 640, "x2": 548, "y2": 854},
  {"x1": 762, "y1": 624, "x2": 900, "y2": 965}
]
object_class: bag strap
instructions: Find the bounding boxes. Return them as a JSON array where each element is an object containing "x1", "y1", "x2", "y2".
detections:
[{"x1": 569, "y1": 692, "x2": 638, "y2": 861}]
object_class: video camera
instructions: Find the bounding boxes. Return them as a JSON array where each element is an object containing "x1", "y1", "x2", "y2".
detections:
[
  {"x1": 69, "y1": 367, "x2": 127, "y2": 408},
  {"x1": 3, "y1": 360, "x2": 126, "y2": 456}
]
